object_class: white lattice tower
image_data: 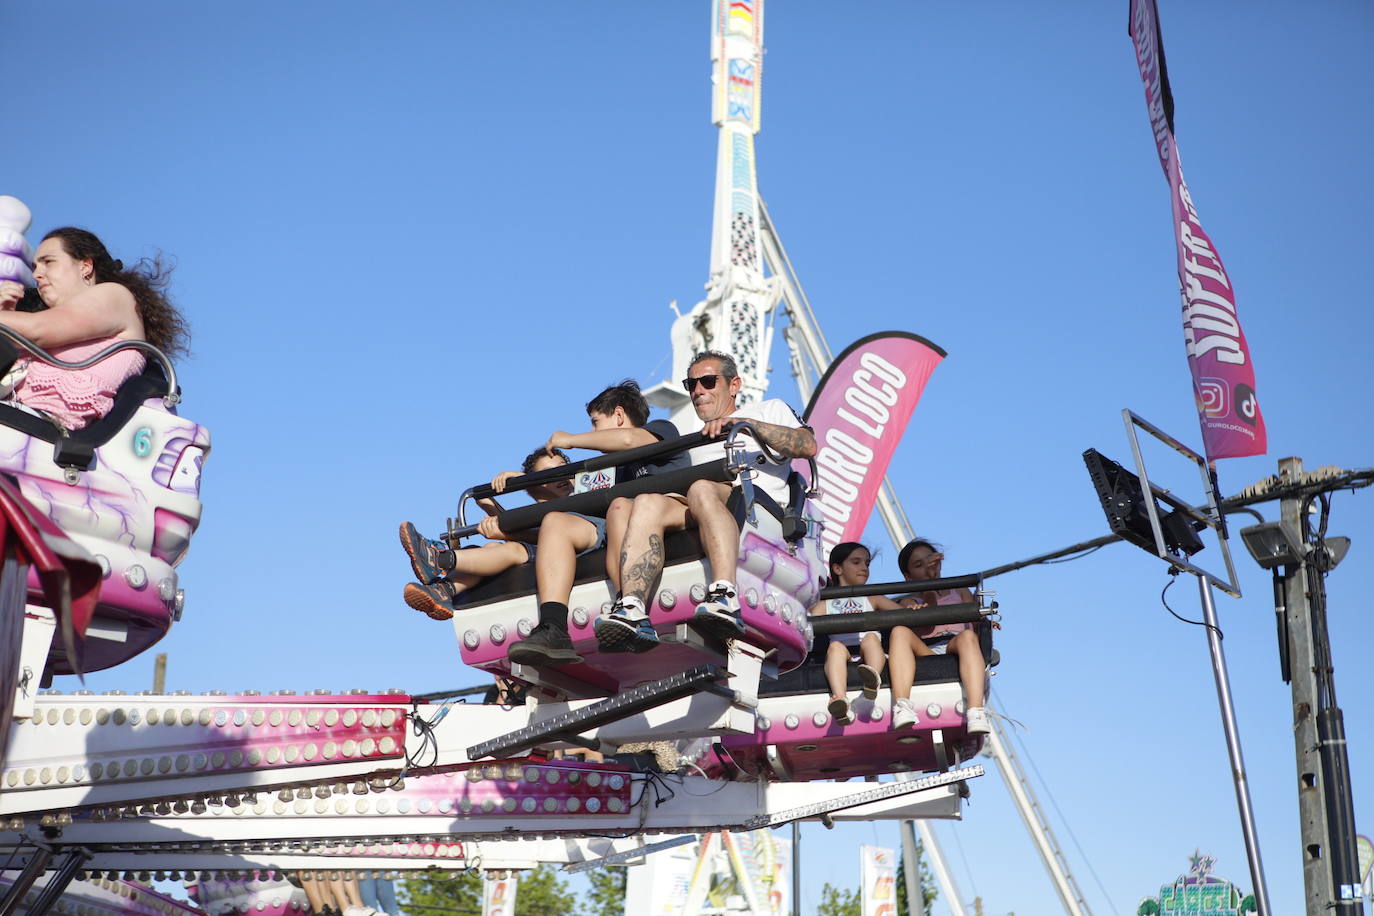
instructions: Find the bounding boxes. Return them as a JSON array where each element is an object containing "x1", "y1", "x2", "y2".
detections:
[{"x1": 647, "y1": 0, "x2": 779, "y2": 430}]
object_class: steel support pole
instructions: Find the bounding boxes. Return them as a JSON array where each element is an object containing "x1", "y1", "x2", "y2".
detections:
[
  {"x1": 791, "y1": 820, "x2": 800, "y2": 916},
  {"x1": 901, "y1": 819, "x2": 927, "y2": 916},
  {"x1": 1196, "y1": 577, "x2": 1273, "y2": 914},
  {"x1": 0, "y1": 844, "x2": 54, "y2": 916},
  {"x1": 1281, "y1": 459, "x2": 1334, "y2": 915},
  {"x1": 917, "y1": 821, "x2": 967, "y2": 916},
  {"x1": 1278, "y1": 456, "x2": 1364, "y2": 913},
  {"x1": 26, "y1": 848, "x2": 91, "y2": 916}
]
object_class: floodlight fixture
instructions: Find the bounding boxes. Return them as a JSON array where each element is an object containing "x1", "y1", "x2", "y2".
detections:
[
  {"x1": 1082, "y1": 448, "x2": 1206, "y2": 557},
  {"x1": 1239, "y1": 521, "x2": 1305, "y2": 570}
]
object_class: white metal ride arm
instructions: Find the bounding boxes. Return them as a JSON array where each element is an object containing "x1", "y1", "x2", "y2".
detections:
[
  {"x1": 646, "y1": 0, "x2": 778, "y2": 427},
  {"x1": 0, "y1": 769, "x2": 982, "y2": 881}
]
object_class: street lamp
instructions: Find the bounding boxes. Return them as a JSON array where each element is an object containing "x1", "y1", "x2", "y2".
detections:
[{"x1": 1238, "y1": 521, "x2": 1305, "y2": 569}]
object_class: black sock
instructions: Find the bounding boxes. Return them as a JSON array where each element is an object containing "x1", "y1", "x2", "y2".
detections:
[{"x1": 538, "y1": 601, "x2": 569, "y2": 631}]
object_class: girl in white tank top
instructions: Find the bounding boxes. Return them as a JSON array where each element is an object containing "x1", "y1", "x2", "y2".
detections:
[{"x1": 809, "y1": 542, "x2": 906, "y2": 726}]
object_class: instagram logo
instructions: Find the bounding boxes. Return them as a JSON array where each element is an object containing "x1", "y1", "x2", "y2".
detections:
[{"x1": 1198, "y1": 379, "x2": 1227, "y2": 418}]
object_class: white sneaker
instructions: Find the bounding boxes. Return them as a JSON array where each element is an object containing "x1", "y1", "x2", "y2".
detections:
[
  {"x1": 892, "y1": 698, "x2": 918, "y2": 730},
  {"x1": 965, "y1": 706, "x2": 991, "y2": 735}
]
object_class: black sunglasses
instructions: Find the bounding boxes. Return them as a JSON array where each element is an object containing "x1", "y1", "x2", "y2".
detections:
[{"x1": 682, "y1": 374, "x2": 723, "y2": 393}]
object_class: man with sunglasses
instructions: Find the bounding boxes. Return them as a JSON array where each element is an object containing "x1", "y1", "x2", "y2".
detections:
[{"x1": 595, "y1": 350, "x2": 816, "y2": 652}]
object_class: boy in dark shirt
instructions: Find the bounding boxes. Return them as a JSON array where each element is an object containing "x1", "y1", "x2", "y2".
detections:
[
  {"x1": 400, "y1": 381, "x2": 686, "y2": 667},
  {"x1": 510, "y1": 380, "x2": 685, "y2": 665}
]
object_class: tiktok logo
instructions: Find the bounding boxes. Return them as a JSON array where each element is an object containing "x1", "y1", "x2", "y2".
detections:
[{"x1": 1235, "y1": 383, "x2": 1259, "y2": 427}]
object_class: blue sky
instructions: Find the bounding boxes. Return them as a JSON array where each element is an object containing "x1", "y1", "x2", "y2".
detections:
[{"x1": 8, "y1": 1, "x2": 1373, "y2": 913}]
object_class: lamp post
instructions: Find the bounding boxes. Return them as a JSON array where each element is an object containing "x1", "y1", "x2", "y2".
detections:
[{"x1": 1239, "y1": 456, "x2": 1363, "y2": 913}]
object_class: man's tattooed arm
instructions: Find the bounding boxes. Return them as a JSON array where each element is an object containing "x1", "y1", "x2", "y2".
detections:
[{"x1": 748, "y1": 420, "x2": 818, "y2": 458}]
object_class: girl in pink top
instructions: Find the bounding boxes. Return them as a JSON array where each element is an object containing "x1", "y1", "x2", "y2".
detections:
[
  {"x1": 890, "y1": 538, "x2": 991, "y2": 735},
  {"x1": 0, "y1": 227, "x2": 188, "y2": 430}
]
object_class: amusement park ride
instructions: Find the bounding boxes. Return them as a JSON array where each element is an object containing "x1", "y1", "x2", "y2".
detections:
[{"x1": 0, "y1": 2, "x2": 1028, "y2": 914}]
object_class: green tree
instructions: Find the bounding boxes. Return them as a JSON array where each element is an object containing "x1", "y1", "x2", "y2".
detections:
[
  {"x1": 895, "y1": 841, "x2": 939, "y2": 915},
  {"x1": 513, "y1": 864, "x2": 578, "y2": 916},
  {"x1": 400, "y1": 865, "x2": 577, "y2": 916},
  {"x1": 581, "y1": 867, "x2": 626, "y2": 916},
  {"x1": 815, "y1": 883, "x2": 861, "y2": 916},
  {"x1": 401, "y1": 870, "x2": 480, "y2": 916},
  {"x1": 1136, "y1": 899, "x2": 1160, "y2": 915}
]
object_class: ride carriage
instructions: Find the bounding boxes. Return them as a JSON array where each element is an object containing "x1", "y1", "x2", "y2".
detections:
[
  {"x1": 437, "y1": 422, "x2": 996, "y2": 778},
  {"x1": 0, "y1": 209, "x2": 210, "y2": 699},
  {"x1": 691, "y1": 588, "x2": 997, "y2": 782},
  {"x1": 450, "y1": 424, "x2": 823, "y2": 700}
]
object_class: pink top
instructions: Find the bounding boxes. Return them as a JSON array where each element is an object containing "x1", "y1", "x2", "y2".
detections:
[
  {"x1": 914, "y1": 588, "x2": 972, "y2": 641},
  {"x1": 15, "y1": 337, "x2": 145, "y2": 430}
]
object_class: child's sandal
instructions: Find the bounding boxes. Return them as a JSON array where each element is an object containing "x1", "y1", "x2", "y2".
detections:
[
  {"x1": 857, "y1": 663, "x2": 881, "y2": 700},
  {"x1": 827, "y1": 695, "x2": 854, "y2": 725}
]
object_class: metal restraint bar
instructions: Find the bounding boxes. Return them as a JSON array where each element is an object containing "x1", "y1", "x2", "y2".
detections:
[
  {"x1": 817, "y1": 573, "x2": 980, "y2": 601},
  {"x1": 809, "y1": 604, "x2": 986, "y2": 637},
  {"x1": 0, "y1": 327, "x2": 179, "y2": 407},
  {"x1": 467, "y1": 665, "x2": 729, "y2": 760}
]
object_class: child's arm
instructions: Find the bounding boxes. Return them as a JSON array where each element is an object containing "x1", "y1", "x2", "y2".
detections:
[
  {"x1": 474, "y1": 469, "x2": 525, "y2": 516},
  {"x1": 809, "y1": 600, "x2": 827, "y2": 617},
  {"x1": 475, "y1": 515, "x2": 538, "y2": 544},
  {"x1": 871, "y1": 595, "x2": 904, "y2": 611},
  {"x1": 546, "y1": 427, "x2": 659, "y2": 453}
]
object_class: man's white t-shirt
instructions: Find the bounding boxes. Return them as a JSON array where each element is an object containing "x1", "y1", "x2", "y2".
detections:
[{"x1": 687, "y1": 399, "x2": 805, "y2": 505}]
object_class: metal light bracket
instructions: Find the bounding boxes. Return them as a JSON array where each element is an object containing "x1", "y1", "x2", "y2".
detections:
[{"x1": 1122, "y1": 410, "x2": 1242, "y2": 597}]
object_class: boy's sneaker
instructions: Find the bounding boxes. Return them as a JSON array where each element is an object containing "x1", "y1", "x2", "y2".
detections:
[
  {"x1": 857, "y1": 663, "x2": 881, "y2": 700},
  {"x1": 965, "y1": 705, "x2": 992, "y2": 735},
  {"x1": 399, "y1": 521, "x2": 449, "y2": 584},
  {"x1": 594, "y1": 598, "x2": 660, "y2": 653},
  {"x1": 508, "y1": 623, "x2": 583, "y2": 667},
  {"x1": 827, "y1": 696, "x2": 854, "y2": 726},
  {"x1": 692, "y1": 580, "x2": 745, "y2": 640},
  {"x1": 892, "y1": 698, "x2": 918, "y2": 730},
  {"x1": 403, "y1": 581, "x2": 457, "y2": 621}
]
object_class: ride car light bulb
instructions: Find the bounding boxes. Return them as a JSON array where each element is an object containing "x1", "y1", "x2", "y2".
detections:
[
  {"x1": 926, "y1": 703, "x2": 943, "y2": 719},
  {"x1": 462, "y1": 630, "x2": 480, "y2": 649},
  {"x1": 690, "y1": 584, "x2": 707, "y2": 604},
  {"x1": 658, "y1": 588, "x2": 677, "y2": 609},
  {"x1": 571, "y1": 607, "x2": 589, "y2": 627},
  {"x1": 124, "y1": 565, "x2": 148, "y2": 589},
  {"x1": 489, "y1": 624, "x2": 507, "y2": 645}
]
